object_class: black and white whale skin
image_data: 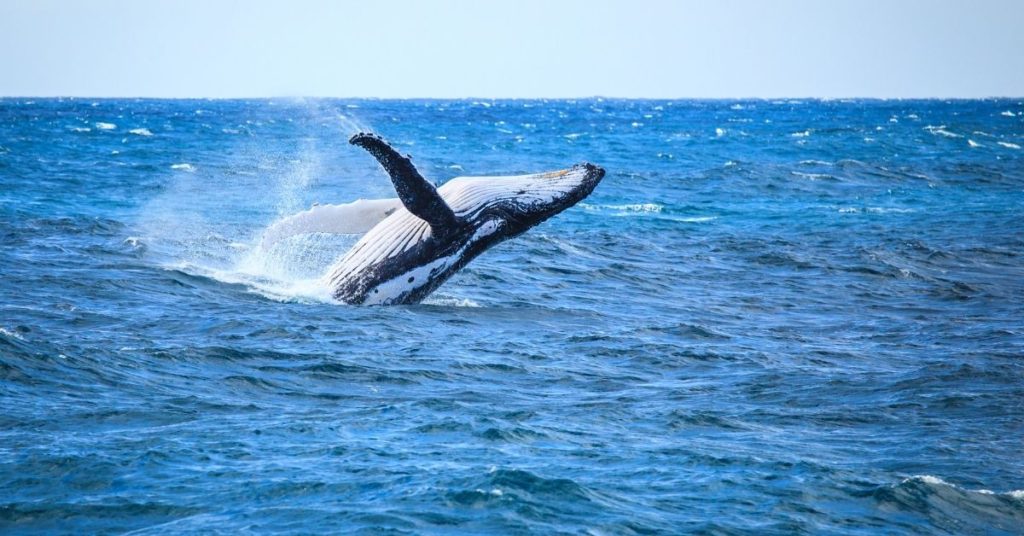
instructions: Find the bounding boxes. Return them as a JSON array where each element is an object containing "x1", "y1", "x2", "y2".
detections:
[{"x1": 324, "y1": 133, "x2": 605, "y2": 305}]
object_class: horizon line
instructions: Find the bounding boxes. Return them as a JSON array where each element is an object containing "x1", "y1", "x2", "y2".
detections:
[{"x1": 2, "y1": 95, "x2": 1023, "y2": 101}]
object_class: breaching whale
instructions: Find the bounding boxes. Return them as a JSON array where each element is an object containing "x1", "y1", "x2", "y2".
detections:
[{"x1": 280, "y1": 133, "x2": 604, "y2": 305}]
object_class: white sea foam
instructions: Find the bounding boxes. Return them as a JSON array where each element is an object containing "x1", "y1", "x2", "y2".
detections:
[
  {"x1": 581, "y1": 203, "x2": 663, "y2": 213},
  {"x1": 791, "y1": 130, "x2": 811, "y2": 138},
  {"x1": 672, "y1": 216, "x2": 717, "y2": 223},
  {"x1": 95, "y1": 122, "x2": 116, "y2": 130},
  {"x1": 1001, "y1": 110, "x2": 1017, "y2": 117},
  {"x1": 968, "y1": 139, "x2": 982, "y2": 148},
  {"x1": 129, "y1": 128, "x2": 153, "y2": 136},
  {"x1": 997, "y1": 141, "x2": 1022, "y2": 149},
  {"x1": 902, "y1": 475, "x2": 1024, "y2": 501},
  {"x1": 422, "y1": 296, "x2": 482, "y2": 308},
  {"x1": 0, "y1": 327, "x2": 24, "y2": 340},
  {"x1": 791, "y1": 171, "x2": 831, "y2": 180},
  {"x1": 867, "y1": 207, "x2": 916, "y2": 214},
  {"x1": 715, "y1": 128, "x2": 726, "y2": 137},
  {"x1": 70, "y1": 126, "x2": 91, "y2": 133},
  {"x1": 924, "y1": 125, "x2": 961, "y2": 138},
  {"x1": 170, "y1": 163, "x2": 196, "y2": 172},
  {"x1": 798, "y1": 159, "x2": 832, "y2": 166}
]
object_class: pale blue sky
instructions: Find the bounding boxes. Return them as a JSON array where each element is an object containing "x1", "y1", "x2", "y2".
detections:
[{"x1": 1, "y1": 0, "x2": 1021, "y2": 98}]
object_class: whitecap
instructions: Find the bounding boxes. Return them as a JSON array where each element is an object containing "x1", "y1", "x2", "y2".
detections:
[
  {"x1": 866, "y1": 207, "x2": 916, "y2": 214},
  {"x1": 422, "y1": 296, "x2": 482, "y2": 308},
  {"x1": 1001, "y1": 110, "x2": 1016, "y2": 117},
  {"x1": 581, "y1": 203, "x2": 663, "y2": 213},
  {"x1": 69, "y1": 126, "x2": 91, "y2": 133},
  {"x1": 671, "y1": 216, "x2": 717, "y2": 223},
  {"x1": 968, "y1": 139, "x2": 982, "y2": 148},
  {"x1": 791, "y1": 171, "x2": 831, "y2": 180},
  {"x1": 129, "y1": 128, "x2": 153, "y2": 136},
  {"x1": 791, "y1": 130, "x2": 811, "y2": 138},
  {"x1": 0, "y1": 327, "x2": 24, "y2": 340},
  {"x1": 901, "y1": 474, "x2": 1024, "y2": 501},
  {"x1": 798, "y1": 159, "x2": 832, "y2": 166},
  {"x1": 924, "y1": 125, "x2": 961, "y2": 138},
  {"x1": 95, "y1": 122, "x2": 116, "y2": 130},
  {"x1": 715, "y1": 128, "x2": 726, "y2": 137},
  {"x1": 631, "y1": 122, "x2": 642, "y2": 128},
  {"x1": 997, "y1": 141, "x2": 1021, "y2": 149},
  {"x1": 170, "y1": 163, "x2": 196, "y2": 172}
]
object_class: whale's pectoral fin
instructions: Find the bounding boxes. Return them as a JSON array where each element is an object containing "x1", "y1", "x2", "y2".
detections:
[
  {"x1": 259, "y1": 198, "x2": 403, "y2": 250},
  {"x1": 350, "y1": 133, "x2": 461, "y2": 235}
]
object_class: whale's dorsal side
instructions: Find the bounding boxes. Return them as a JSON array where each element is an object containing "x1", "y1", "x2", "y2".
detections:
[{"x1": 349, "y1": 133, "x2": 461, "y2": 236}]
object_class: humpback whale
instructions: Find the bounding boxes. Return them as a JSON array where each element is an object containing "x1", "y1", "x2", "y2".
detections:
[{"x1": 309, "y1": 133, "x2": 604, "y2": 305}]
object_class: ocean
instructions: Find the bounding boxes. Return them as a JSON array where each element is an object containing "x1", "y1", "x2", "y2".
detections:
[{"x1": 1, "y1": 98, "x2": 1022, "y2": 534}]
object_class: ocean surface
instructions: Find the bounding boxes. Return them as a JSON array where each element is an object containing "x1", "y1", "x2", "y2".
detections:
[{"x1": 1, "y1": 98, "x2": 1022, "y2": 534}]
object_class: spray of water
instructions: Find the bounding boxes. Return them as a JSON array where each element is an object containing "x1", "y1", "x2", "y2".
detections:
[{"x1": 133, "y1": 102, "x2": 376, "y2": 303}]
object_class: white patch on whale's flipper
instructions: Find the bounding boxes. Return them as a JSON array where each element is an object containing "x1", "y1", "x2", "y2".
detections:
[{"x1": 259, "y1": 198, "x2": 401, "y2": 250}]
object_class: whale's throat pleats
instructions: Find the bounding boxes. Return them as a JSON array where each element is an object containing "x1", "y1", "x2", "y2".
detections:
[{"x1": 349, "y1": 133, "x2": 461, "y2": 237}]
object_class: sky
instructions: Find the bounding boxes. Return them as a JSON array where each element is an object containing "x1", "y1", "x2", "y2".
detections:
[{"x1": 1, "y1": 0, "x2": 1021, "y2": 99}]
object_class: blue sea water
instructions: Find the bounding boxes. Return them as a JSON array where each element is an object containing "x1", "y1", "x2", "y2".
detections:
[{"x1": 1, "y1": 98, "x2": 1023, "y2": 534}]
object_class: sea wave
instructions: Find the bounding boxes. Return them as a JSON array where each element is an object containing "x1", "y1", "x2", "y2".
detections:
[
  {"x1": 580, "y1": 203, "x2": 663, "y2": 213},
  {"x1": 924, "y1": 125, "x2": 961, "y2": 138}
]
